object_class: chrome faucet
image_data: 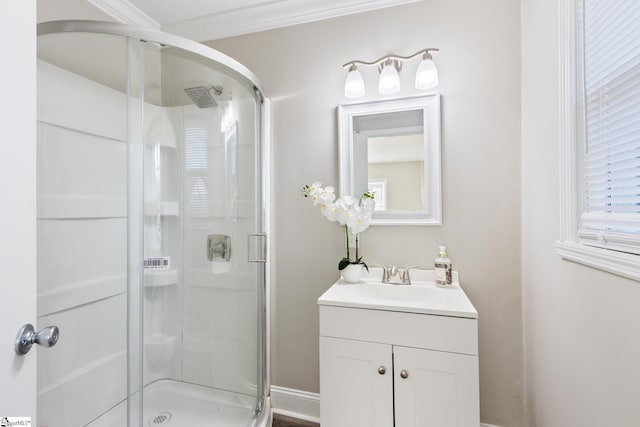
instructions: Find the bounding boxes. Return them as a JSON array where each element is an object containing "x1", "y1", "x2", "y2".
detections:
[
  {"x1": 370, "y1": 264, "x2": 393, "y2": 283},
  {"x1": 371, "y1": 265, "x2": 420, "y2": 285},
  {"x1": 400, "y1": 266, "x2": 420, "y2": 285},
  {"x1": 385, "y1": 266, "x2": 398, "y2": 283}
]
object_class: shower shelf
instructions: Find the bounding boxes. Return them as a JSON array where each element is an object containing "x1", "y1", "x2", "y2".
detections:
[
  {"x1": 144, "y1": 201, "x2": 179, "y2": 217},
  {"x1": 144, "y1": 269, "x2": 179, "y2": 287},
  {"x1": 145, "y1": 333, "x2": 177, "y2": 347}
]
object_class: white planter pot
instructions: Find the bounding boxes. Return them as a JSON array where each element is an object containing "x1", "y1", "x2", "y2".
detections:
[{"x1": 341, "y1": 264, "x2": 364, "y2": 283}]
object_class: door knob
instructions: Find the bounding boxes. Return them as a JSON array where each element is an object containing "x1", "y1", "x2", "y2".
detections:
[
  {"x1": 400, "y1": 369, "x2": 409, "y2": 379},
  {"x1": 15, "y1": 324, "x2": 59, "y2": 355},
  {"x1": 378, "y1": 366, "x2": 386, "y2": 375}
]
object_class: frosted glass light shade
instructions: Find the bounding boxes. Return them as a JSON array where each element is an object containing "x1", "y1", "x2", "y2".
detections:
[
  {"x1": 415, "y1": 57, "x2": 438, "y2": 89},
  {"x1": 344, "y1": 67, "x2": 365, "y2": 99},
  {"x1": 378, "y1": 63, "x2": 400, "y2": 94}
]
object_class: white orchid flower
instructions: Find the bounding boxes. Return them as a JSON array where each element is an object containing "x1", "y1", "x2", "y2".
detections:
[
  {"x1": 344, "y1": 206, "x2": 361, "y2": 229},
  {"x1": 319, "y1": 186, "x2": 336, "y2": 203},
  {"x1": 342, "y1": 195, "x2": 355, "y2": 206},
  {"x1": 321, "y1": 202, "x2": 340, "y2": 222},
  {"x1": 349, "y1": 210, "x2": 371, "y2": 234},
  {"x1": 343, "y1": 208, "x2": 355, "y2": 224},
  {"x1": 302, "y1": 182, "x2": 374, "y2": 269},
  {"x1": 334, "y1": 199, "x2": 349, "y2": 225},
  {"x1": 309, "y1": 181, "x2": 322, "y2": 196},
  {"x1": 361, "y1": 197, "x2": 375, "y2": 213}
]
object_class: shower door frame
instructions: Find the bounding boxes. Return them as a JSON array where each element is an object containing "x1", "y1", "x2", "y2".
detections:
[{"x1": 36, "y1": 20, "x2": 271, "y2": 426}]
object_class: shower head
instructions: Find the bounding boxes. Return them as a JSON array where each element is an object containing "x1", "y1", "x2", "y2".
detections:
[{"x1": 184, "y1": 85, "x2": 223, "y2": 108}]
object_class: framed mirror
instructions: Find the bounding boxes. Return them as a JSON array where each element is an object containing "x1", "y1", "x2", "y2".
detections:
[{"x1": 338, "y1": 94, "x2": 441, "y2": 225}]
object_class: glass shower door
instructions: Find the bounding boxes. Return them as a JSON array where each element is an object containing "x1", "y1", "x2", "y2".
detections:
[{"x1": 139, "y1": 44, "x2": 265, "y2": 425}]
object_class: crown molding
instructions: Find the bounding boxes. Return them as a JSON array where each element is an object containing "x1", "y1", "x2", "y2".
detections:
[
  {"x1": 163, "y1": 0, "x2": 421, "y2": 42},
  {"x1": 88, "y1": 0, "x2": 159, "y2": 29}
]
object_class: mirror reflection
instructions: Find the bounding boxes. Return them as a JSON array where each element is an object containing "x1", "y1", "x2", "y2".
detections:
[
  {"x1": 338, "y1": 94, "x2": 441, "y2": 225},
  {"x1": 352, "y1": 110, "x2": 424, "y2": 211}
]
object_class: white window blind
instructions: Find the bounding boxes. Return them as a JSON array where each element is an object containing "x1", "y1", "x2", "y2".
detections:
[{"x1": 577, "y1": 0, "x2": 640, "y2": 254}]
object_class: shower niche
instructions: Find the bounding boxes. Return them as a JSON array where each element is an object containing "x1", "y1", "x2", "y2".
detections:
[{"x1": 36, "y1": 22, "x2": 269, "y2": 427}]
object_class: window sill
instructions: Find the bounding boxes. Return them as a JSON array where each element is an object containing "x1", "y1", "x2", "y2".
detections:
[{"x1": 555, "y1": 241, "x2": 640, "y2": 282}]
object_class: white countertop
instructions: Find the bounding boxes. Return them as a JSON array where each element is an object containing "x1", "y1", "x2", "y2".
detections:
[{"x1": 317, "y1": 268, "x2": 478, "y2": 319}]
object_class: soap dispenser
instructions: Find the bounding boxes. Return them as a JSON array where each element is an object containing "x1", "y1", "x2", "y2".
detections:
[{"x1": 434, "y1": 246, "x2": 452, "y2": 286}]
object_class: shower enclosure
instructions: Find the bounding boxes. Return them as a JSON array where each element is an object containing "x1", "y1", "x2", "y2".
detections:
[{"x1": 36, "y1": 21, "x2": 270, "y2": 426}]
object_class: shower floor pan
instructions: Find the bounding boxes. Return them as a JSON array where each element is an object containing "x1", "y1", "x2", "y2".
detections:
[{"x1": 88, "y1": 379, "x2": 257, "y2": 427}]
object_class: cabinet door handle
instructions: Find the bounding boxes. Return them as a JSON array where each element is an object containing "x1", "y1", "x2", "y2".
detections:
[
  {"x1": 377, "y1": 366, "x2": 386, "y2": 375},
  {"x1": 400, "y1": 369, "x2": 409, "y2": 379}
]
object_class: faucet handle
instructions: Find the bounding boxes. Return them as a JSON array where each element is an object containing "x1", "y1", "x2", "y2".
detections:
[
  {"x1": 400, "y1": 266, "x2": 420, "y2": 285},
  {"x1": 369, "y1": 264, "x2": 390, "y2": 283}
]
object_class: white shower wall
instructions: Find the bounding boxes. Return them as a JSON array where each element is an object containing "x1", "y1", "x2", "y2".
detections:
[
  {"x1": 37, "y1": 56, "x2": 260, "y2": 425},
  {"x1": 37, "y1": 59, "x2": 128, "y2": 427}
]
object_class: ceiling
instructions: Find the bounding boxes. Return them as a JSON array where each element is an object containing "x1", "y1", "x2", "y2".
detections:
[{"x1": 88, "y1": 0, "x2": 421, "y2": 42}]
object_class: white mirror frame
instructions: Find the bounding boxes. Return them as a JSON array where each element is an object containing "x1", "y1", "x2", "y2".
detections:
[{"x1": 338, "y1": 94, "x2": 442, "y2": 226}]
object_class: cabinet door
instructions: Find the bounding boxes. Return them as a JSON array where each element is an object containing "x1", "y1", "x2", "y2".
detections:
[
  {"x1": 394, "y1": 346, "x2": 479, "y2": 427},
  {"x1": 320, "y1": 336, "x2": 393, "y2": 427}
]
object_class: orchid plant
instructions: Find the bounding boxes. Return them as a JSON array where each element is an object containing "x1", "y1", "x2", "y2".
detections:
[{"x1": 301, "y1": 181, "x2": 375, "y2": 271}]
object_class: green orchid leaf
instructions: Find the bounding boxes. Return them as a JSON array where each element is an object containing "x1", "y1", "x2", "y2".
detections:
[{"x1": 338, "y1": 259, "x2": 351, "y2": 270}]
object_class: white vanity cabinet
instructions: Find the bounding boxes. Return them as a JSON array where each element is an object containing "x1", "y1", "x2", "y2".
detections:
[
  {"x1": 318, "y1": 270, "x2": 479, "y2": 427},
  {"x1": 393, "y1": 345, "x2": 479, "y2": 427},
  {"x1": 319, "y1": 337, "x2": 393, "y2": 427}
]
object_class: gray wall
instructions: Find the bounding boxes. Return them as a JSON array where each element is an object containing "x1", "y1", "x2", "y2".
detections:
[
  {"x1": 37, "y1": 0, "x2": 113, "y2": 22},
  {"x1": 209, "y1": 1, "x2": 523, "y2": 425},
  {"x1": 521, "y1": 1, "x2": 640, "y2": 426}
]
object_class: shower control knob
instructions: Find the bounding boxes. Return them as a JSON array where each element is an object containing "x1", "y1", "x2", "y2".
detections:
[
  {"x1": 15, "y1": 324, "x2": 60, "y2": 355},
  {"x1": 378, "y1": 366, "x2": 386, "y2": 375},
  {"x1": 400, "y1": 369, "x2": 409, "y2": 379}
]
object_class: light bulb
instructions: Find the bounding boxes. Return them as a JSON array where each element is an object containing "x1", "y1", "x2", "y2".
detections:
[
  {"x1": 378, "y1": 61, "x2": 400, "y2": 95},
  {"x1": 344, "y1": 64, "x2": 365, "y2": 99},
  {"x1": 415, "y1": 53, "x2": 438, "y2": 90}
]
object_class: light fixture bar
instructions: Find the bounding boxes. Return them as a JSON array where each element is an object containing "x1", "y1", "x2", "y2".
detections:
[
  {"x1": 342, "y1": 48, "x2": 440, "y2": 98},
  {"x1": 342, "y1": 48, "x2": 439, "y2": 69}
]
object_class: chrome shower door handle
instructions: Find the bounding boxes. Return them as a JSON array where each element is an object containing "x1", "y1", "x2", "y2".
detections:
[
  {"x1": 15, "y1": 324, "x2": 60, "y2": 355},
  {"x1": 248, "y1": 233, "x2": 267, "y2": 263}
]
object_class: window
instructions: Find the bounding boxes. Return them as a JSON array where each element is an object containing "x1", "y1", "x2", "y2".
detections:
[
  {"x1": 557, "y1": 0, "x2": 640, "y2": 280},
  {"x1": 367, "y1": 178, "x2": 388, "y2": 211}
]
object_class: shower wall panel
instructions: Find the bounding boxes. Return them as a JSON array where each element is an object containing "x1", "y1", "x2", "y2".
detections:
[{"x1": 37, "y1": 60, "x2": 127, "y2": 426}]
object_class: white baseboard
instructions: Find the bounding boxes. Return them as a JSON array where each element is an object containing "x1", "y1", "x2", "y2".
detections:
[
  {"x1": 270, "y1": 385, "x2": 320, "y2": 424},
  {"x1": 270, "y1": 385, "x2": 502, "y2": 427}
]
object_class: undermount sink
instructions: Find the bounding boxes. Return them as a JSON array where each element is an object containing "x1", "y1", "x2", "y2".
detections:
[{"x1": 317, "y1": 267, "x2": 477, "y2": 318}]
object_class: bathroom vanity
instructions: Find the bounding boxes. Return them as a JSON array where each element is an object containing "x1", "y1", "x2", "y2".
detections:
[{"x1": 318, "y1": 268, "x2": 479, "y2": 427}]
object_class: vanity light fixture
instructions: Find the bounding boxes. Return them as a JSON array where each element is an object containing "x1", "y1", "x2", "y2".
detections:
[
  {"x1": 415, "y1": 51, "x2": 438, "y2": 89},
  {"x1": 344, "y1": 64, "x2": 366, "y2": 98},
  {"x1": 378, "y1": 59, "x2": 401, "y2": 95},
  {"x1": 343, "y1": 48, "x2": 439, "y2": 98}
]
